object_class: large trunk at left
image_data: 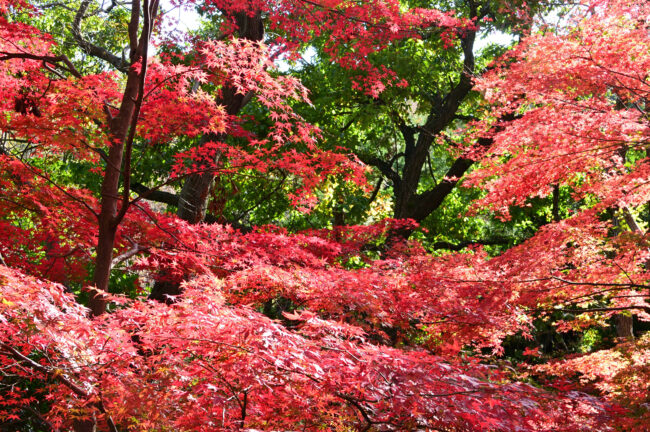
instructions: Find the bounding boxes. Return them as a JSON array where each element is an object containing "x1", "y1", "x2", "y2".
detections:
[
  {"x1": 88, "y1": 0, "x2": 156, "y2": 316},
  {"x1": 88, "y1": 68, "x2": 140, "y2": 316}
]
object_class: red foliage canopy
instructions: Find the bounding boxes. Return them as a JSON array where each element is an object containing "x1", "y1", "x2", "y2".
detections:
[{"x1": 0, "y1": 0, "x2": 648, "y2": 429}]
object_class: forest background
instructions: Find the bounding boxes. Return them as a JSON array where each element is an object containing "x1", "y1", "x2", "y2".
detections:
[{"x1": 0, "y1": 0, "x2": 648, "y2": 430}]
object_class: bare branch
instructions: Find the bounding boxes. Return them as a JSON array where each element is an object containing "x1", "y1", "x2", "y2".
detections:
[
  {"x1": 0, "y1": 52, "x2": 81, "y2": 78},
  {"x1": 71, "y1": 0, "x2": 129, "y2": 72},
  {"x1": 111, "y1": 236, "x2": 148, "y2": 267}
]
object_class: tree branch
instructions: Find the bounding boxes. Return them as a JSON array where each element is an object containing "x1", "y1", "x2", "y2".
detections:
[
  {"x1": 71, "y1": 0, "x2": 129, "y2": 72},
  {"x1": 0, "y1": 343, "x2": 89, "y2": 398},
  {"x1": 131, "y1": 182, "x2": 179, "y2": 206},
  {"x1": 114, "y1": 0, "x2": 160, "y2": 227},
  {"x1": 111, "y1": 236, "x2": 148, "y2": 267},
  {"x1": 0, "y1": 52, "x2": 81, "y2": 78},
  {"x1": 357, "y1": 153, "x2": 401, "y2": 188}
]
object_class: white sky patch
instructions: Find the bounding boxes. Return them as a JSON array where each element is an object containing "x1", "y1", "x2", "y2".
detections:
[
  {"x1": 160, "y1": 0, "x2": 201, "y2": 32},
  {"x1": 475, "y1": 30, "x2": 517, "y2": 52}
]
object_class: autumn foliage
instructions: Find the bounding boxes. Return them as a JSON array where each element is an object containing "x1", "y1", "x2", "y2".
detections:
[{"x1": 0, "y1": 0, "x2": 649, "y2": 430}]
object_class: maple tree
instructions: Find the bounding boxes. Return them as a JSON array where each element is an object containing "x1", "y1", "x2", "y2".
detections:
[
  {"x1": 458, "y1": 0, "x2": 650, "y2": 424},
  {"x1": 0, "y1": 0, "x2": 371, "y2": 313},
  {"x1": 291, "y1": 0, "x2": 488, "y2": 229},
  {"x1": 125, "y1": 0, "x2": 471, "y2": 231},
  {"x1": 0, "y1": 0, "x2": 649, "y2": 430}
]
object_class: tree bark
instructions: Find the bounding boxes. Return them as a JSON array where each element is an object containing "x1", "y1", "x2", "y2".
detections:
[
  {"x1": 73, "y1": 419, "x2": 96, "y2": 432},
  {"x1": 174, "y1": 12, "x2": 264, "y2": 224},
  {"x1": 614, "y1": 314, "x2": 634, "y2": 339},
  {"x1": 88, "y1": 0, "x2": 158, "y2": 316},
  {"x1": 613, "y1": 206, "x2": 642, "y2": 339}
]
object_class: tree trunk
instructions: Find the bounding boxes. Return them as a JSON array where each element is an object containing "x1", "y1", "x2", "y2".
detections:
[
  {"x1": 610, "y1": 207, "x2": 640, "y2": 338},
  {"x1": 388, "y1": 28, "x2": 477, "y2": 238},
  {"x1": 73, "y1": 419, "x2": 96, "y2": 432},
  {"x1": 88, "y1": 62, "x2": 139, "y2": 316},
  {"x1": 149, "y1": 12, "x2": 264, "y2": 302},
  {"x1": 174, "y1": 12, "x2": 264, "y2": 226},
  {"x1": 614, "y1": 314, "x2": 634, "y2": 339},
  {"x1": 88, "y1": 0, "x2": 156, "y2": 316},
  {"x1": 176, "y1": 142, "x2": 221, "y2": 223}
]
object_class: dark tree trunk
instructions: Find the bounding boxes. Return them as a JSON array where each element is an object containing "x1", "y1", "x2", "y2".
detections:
[
  {"x1": 176, "y1": 148, "x2": 220, "y2": 224},
  {"x1": 174, "y1": 12, "x2": 264, "y2": 225},
  {"x1": 385, "y1": 28, "x2": 477, "y2": 239},
  {"x1": 609, "y1": 208, "x2": 640, "y2": 339},
  {"x1": 73, "y1": 419, "x2": 96, "y2": 432},
  {"x1": 614, "y1": 314, "x2": 634, "y2": 339}
]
